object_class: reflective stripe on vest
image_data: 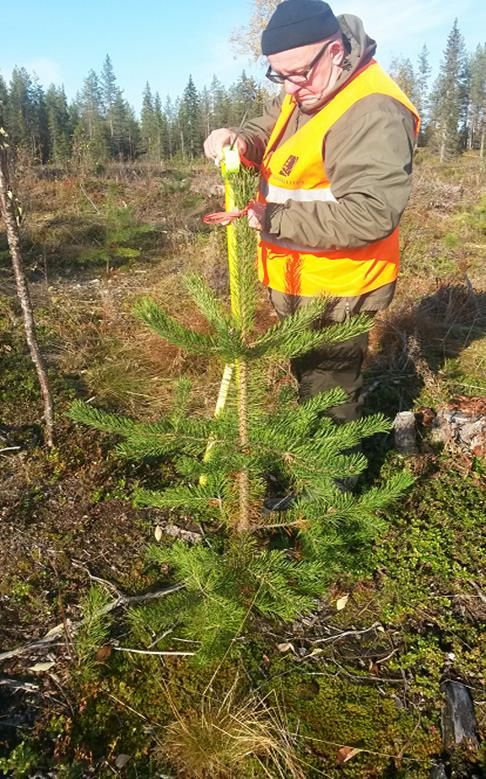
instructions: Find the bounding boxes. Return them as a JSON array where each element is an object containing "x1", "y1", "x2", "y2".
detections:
[
  {"x1": 257, "y1": 61, "x2": 420, "y2": 298},
  {"x1": 259, "y1": 180, "x2": 338, "y2": 204}
]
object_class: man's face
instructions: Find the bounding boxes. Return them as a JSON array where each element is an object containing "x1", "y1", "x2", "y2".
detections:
[{"x1": 267, "y1": 39, "x2": 344, "y2": 112}]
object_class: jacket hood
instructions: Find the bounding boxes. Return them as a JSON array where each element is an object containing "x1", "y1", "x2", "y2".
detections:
[{"x1": 335, "y1": 14, "x2": 377, "y2": 85}]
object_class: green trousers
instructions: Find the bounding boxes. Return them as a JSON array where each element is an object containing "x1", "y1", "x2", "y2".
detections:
[{"x1": 268, "y1": 288, "x2": 374, "y2": 422}]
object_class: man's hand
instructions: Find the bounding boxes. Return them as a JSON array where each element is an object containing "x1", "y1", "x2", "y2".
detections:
[
  {"x1": 247, "y1": 201, "x2": 266, "y2": 231},
  {"x1": 203, "y1": 129, "x2": 248, "y2": 166}
]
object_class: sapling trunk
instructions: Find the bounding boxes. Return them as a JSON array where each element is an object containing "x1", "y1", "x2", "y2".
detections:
[
  {"x1": 0, "y1": 128, "x2": 54, "y2": 447},
  {"x1": 236, "y1": 360, "x2": 250, "y2": 532}
]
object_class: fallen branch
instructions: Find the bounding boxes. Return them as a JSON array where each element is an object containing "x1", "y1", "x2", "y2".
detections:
[
  {"x1": 112, "y1": 646, "x2": 195, "y2": 657},
  {"x1": 0, "y1": 675, "x2": 40, "y2": 692},
  {"x1": 0, "y1": 582, "x2": 184, "y2": 663},
  {"x1": 311, "y1": 622, "x2": 383, "y2": 645}
]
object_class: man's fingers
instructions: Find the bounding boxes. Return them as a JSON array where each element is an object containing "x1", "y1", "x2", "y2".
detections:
[
  {"x1": 247, "y1": 209, "x2": 262, "y2": 230},
  {"x1": 204, "y1": 129, "x2": 235, "y2": 161},
  {"x1": 204, "y1": 129, "x2": 248, "y2": 163}
]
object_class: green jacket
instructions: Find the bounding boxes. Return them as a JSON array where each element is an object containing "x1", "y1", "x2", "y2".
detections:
[{"x1": 240, "y1": 14, "x2": 417, "y2": 315}]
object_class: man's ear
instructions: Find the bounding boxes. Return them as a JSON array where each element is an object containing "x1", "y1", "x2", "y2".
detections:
[{"x1": 330, "y1": 41, "x2": 345, "y2": 66}]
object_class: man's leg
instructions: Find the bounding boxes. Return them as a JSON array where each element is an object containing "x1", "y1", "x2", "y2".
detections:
[{"x1": 268, "y1": 289, "x2": 373, "y2": 422}]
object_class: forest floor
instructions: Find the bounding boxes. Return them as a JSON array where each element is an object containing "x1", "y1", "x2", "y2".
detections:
[{"x1": 0, "y1": 152, "x2": 485, "y2": 778}]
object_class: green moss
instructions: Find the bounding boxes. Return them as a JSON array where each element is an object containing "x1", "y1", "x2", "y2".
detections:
[{"x1": 275, "y1": 671, "x2": 440, "y2": 777}]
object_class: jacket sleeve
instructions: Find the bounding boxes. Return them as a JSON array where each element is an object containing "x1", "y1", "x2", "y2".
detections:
[
  {"x1": 264, "y1": 98, "x2": 417, "y2": 250},
  {"x1": 238, "y1": 93, "x2": 284, "y2": 164}
]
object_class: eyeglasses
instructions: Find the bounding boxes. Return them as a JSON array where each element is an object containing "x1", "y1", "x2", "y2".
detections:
[{"x1": 265, "y1": 40, "x2": 332, "y2": 85}]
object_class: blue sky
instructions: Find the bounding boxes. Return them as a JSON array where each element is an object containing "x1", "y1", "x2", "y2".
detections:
[{"x1": 1, "y1": 0, "x2": 485, "y2": 114}]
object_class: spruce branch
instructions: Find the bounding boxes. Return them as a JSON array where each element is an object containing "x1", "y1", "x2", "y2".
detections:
[
  {"x1": 183, "y1": 273, "x2": 233, "y2": 333},
  {"x1": 68, "y1": 400, "x2": 138, "y2": 435},
  {"x1": 251, "y1": 302, "x2": 373, "y2": 360},
  {"x1": 134, "y1": 480, "x2": 227, "y2": 518},
  {"x1": 133, "y1": 297, "x2": 220, "y2": 355},
  {"x1": 356, "y1": 471, "x2": 415, "y2": 512}
]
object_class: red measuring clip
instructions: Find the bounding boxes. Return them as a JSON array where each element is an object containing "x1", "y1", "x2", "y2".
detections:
[{"x1": 203, "y1": 200, "x2": 254, "y2": 226}]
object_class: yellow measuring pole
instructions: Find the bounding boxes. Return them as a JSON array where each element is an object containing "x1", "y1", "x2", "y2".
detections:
[
  {"x1": 221, "y1": 145, "x2": 242, "y2": 321},
  {"x1": 200, "y1": 146, "x2": 241, "y2": 483}
]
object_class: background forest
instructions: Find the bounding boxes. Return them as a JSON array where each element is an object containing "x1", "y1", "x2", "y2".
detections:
[{"x1": 0, "y1": 20, "x2": 485, "y2": 168}]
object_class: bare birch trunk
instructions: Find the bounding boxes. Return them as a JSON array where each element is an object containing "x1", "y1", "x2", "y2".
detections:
[{"x1": 0, "y1": 132, "x2": 54, "y2": 447}]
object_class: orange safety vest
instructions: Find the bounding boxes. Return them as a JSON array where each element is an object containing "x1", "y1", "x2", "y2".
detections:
[{"x1": 257, "y1": 61, "x2": 420, "y2": 297}]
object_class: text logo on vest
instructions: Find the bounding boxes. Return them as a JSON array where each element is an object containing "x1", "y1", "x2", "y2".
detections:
[{"x1": 279, "y1": 155, "x2": 299, "y2": 177}]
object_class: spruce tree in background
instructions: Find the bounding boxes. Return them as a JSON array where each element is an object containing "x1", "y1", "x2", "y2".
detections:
[
  {"x1": 154, "y1": 92, "x2": 168, "y2": 161},
  {"x1": 467, "y1": 44, "x2": 486, "y2": 155},
  {"x1": 430, "y1": 19, "x2": 468, "y2": 161},
  {"x1": 199, "y1": 86, "x2": 213, "y2": 140},
  {"x1": 140, "y1": 82, "x2": 157, "y2": 160},
  {"x1": 100, "y1": 55, "x2": 118, "y2": 139},
  {"x1": 0, "y1": 74, "x2": 8, "y2": 128},
  {"x1": 99, "y1": 55, "x2": 137, "y2": 161},
  {"x1": 210, "y1": 76, "x2": 231, "y2": 133},
  {"x1": 69, "y1": 165, "x2": 413, "y2": 664},
  {"x1": 231, "y1": 71, "x2": 260, "y2": 126},
  {"x1": 178, "y1": 75, "x2": 202, "y2": 159},
  {"x1": 110, "y1": 91, "x2": 138, "y2": 160},
  {"x1": 45, "y1": 85, "x2": 71, "y2": 164},
  {"x1": 7, "y1": 68, "x2": 35, "y2": 154}
]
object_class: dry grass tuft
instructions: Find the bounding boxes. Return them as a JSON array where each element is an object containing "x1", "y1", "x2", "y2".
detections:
[{"x1": 160, "y1": 678, "x2": 306, "y2": 779}]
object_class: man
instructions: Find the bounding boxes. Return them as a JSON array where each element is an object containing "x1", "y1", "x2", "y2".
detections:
[{"x1": 204, "y1": 0, "x2": 419, "y2": 422}]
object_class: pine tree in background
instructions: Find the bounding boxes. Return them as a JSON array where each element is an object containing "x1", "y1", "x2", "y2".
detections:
[
  {"x1": 69, "y1": 164, "x2": 414, "y2": 664},
  {"x1": 74, "y1": 69, "x2": 110, "y2": 168},
  {"x1": 430, "y1": 19, "x2": 468, "y2": 161}
]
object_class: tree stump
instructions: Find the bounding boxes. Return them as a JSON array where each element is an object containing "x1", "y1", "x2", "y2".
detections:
[
  {"x1": 393, "y1": 411, "x2": 418, "y2": 455},
  {"x1": 431, "y1": 397, "x2": 486, "y2": 457}
]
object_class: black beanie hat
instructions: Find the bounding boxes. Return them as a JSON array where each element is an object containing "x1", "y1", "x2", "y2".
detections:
[{"x1": 261, "y1": 0, "x2": 340, "y2": 56}]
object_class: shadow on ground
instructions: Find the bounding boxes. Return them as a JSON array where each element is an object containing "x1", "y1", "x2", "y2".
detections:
[{"x1": 362, "y1": 280, "x2": 486, "y2": 478}]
